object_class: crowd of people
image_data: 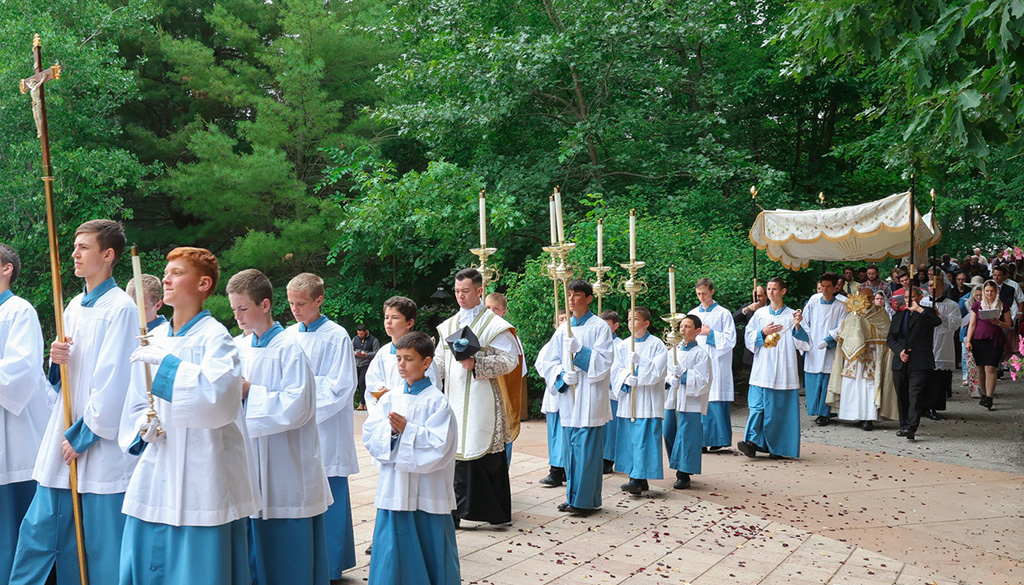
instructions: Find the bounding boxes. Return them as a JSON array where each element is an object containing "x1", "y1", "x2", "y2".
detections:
[{"x1": 2, "y1": 218, "x2": 1022, "y2": 585}]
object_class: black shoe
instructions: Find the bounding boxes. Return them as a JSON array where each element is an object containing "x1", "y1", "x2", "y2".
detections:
[
  {"x1": 620, "y1": 478, "x2": 643, "y2": 494},
  {"x1": 896, "y1": 428, "x2": 908, "y2": 437},
  {"x1": 365, "y1": 545, "x2": 372, "y2": 555},
  {"x1": 828, "y1": 412, "x2": 838, "y2": 418},
  {"x1": 768, "y1": 453, "x2": 785, "y2": 460},
  {"x1": 453, "y1": 514, "x2": 461, "y2": 528},
  {"x1": 985, "y1": 396, "x2": 994, "y2": 410},
  {"x1": 897, "y1": 428, "x2": 916, "y2": 440},
  {"x1": 557, "y1": 502, "x2": 574, "y2": 512},
  {"x1": 924, "y1": 410, "x2": 940, "y2": 420},
  {"x1": 701, "y1": 447, "x2": 708, "y2": 454},
  {"x1": 905, "y1": 430, "x2": 915, "y2": 441},
  {"x1": 539, "y1": 466, "x2": 564, "y2": 487},
  {"x1": 860, "y1": 421, "x2": 874, "y2": 431},
  {"x1": 673, "y1": 472, "x2": 691, "y2": 489},
  {"x1": 736, "y1": 440, "x2": 757, "y2": 458},
  {"x1": 707, "y1": 445, "x2": 726, "y2": 452},
  {"x1": 814, "y1": 415, "x2": 831, "y2": 427},
  {"x1": 638, "y1": 479, "x2": 649, "y2": 491},
  {"x1": 603, "y1": 459, "x2": 614, "y2": 474}
]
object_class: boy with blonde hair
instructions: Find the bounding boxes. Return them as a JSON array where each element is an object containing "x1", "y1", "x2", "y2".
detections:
[
  {"x1": 227, "y1": 269, "x2": 331, "y2": 585},
  {"x1": 125, "y1": 273, "x2": 166, "y2": 331},
  {"x1": 285, "y1": 273, "x2": 358, "y2": 578}
]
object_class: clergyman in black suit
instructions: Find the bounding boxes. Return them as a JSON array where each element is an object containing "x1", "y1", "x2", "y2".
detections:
[{"x1": 886, "y1": 286, "x2": 942, "y2": 440}]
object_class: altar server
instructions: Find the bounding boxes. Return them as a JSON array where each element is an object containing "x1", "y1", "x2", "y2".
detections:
[
  {"x1": 363, "y1": 331, "x2": 459, "y2": 585},
  {"x1": 125, "y1": 274, "x2": 166, "y2": 331},
  {"x1": 610, "y1": 307, "x2": 667, "y2": 494},
  {"x1": 737, "y1": 277, "x2": 810, "y2": 459},
  {"x1": 285, "y1": 273, "x2": 358, "y2": 579},
  {"x1": 920, "y1": 276, "x2": 960, "y2": 421},
  {"x1": 537, "y1": 311, "x2": 567, "y2": 487},
  {"x1": 0, "y1": 244, "x2": 52, "y2": 585},
  {"x1": 118, "y1": 247, "x2": 258, "y2": 585},
  {"x1": 364, "y1": 296, "x2": 438, "y2": 410},
  {"x1": 11, "y1": 220, "x2": 139, "y2": 585},
  {"x1": 664, "y1": 315, "x2": 712, "y2": 489},
  {"x1": 541, "y1": 279, "x2": 614, "y2": 513},
  {"x1": 802, "y1": 272, "x2": 847, "y2": 426},
  {"x1": 434, "y1": 268, "x2": 520, "y2": 526},
  {"x1": 687, "y1": 278, "x2": 736, "y2": 450},
  {"x1": 599, "y1": 311, "x2": 622, "y2": 474},
  {"x1": 227, "y1": 269, "x2": 330, "y2": 585}
]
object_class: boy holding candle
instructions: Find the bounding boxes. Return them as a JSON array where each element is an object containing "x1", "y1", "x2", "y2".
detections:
[
  {"x1": 285, "y1": 273, "x2": 359, "y2": 579},
  {"x1": 664, "y1": 315, "x2": 712, "y2": 489},
  {"x1": 687, "y1": 278, "x2": 737, "y2": 451},
  {"x1": 227, "y1": 269, "x2": 331, "y2": 585},
  {"x1": 0, "y1": 244, "x2": 52, "y2": 583},
  {"x1": 362, "y1": 331, "x2": 459, "y2": 585},
  {"x1": 610, "y1": 307, "x2": 667, "y2": 494},
  {"x1": 118, "y1": 247, "x2": 258, "y2": 585},
  {"x1": 12, "y1": 220, "x2": 139, "y2": 585},
  {"x1": 541, "y1": 279, "x2": 614, "y2": 513}
]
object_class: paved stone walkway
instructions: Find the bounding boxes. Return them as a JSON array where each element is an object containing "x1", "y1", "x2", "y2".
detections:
[{"x1": 339, "y1": 404, "x2": 1023, "y2": 585}]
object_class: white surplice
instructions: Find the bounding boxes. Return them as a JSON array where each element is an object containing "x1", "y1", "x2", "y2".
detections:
[
  {"x1": 801, "y1": 293, "x2": 848, "y2": 374},
  {"x1": 745, "y1": 305, "x2": 812, "y2": 390},
  {"x1": 664, "y1": 342, "x2": 712, "y2": 414},
  {"x1": 237, "y1": 331, "x2": 331, "y2": 519},
  {"x1": 688, "y1": 303, "x2": 736, "y2": 402},
  {"x1": 120, "y1": 314, "x2": 259, "y2": 526},
  {"x1": 362, "y1": 382, "x2": 457, "y2": 514},
  {"x1": 286, "y1": 320, "x2": 359, "y2": 477},
  {"x1": 0, "y1": 294, "x2": 52, "y2": 484},
  {"x1": 609, "y1": 334, "x2": 667, "y2": 419},
  {"x1": 541, "y1": 312, "x2": 614, "y2": 428}
]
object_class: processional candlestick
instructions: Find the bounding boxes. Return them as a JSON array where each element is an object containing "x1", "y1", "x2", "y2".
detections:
[
  {"x1": 617, "y1": 210, "x2": 647, "y2": 422},
  {"x1": 470, "y1": 189, "x2": 500, "y2": 291},
  {"x1": 543, "y1": 187, "x2": 579, "y2": 397},
  {"x1": 130, "y1": 246, "x2": 164, "y2": 437},
  {"x1": 590, "y1": 218, "x2": 612, "y2": 314}
]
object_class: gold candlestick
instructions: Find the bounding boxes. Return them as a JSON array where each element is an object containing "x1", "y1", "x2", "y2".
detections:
[
  {"x1": 590, "y1": 265, "x2": 612, "y2": 315},
  {"x1": 617, "y1": 259, "x2": 647, "y2": 421},
  {"x1": 469, "y1": 246, "x2": 500, "y2": 292},
  {"x1": 661, "y1": 312, "x2": 686, "y2": 366},
  {"x1": 545, "y1": 242, "x2": 579, "y2": 398},
  {"x1": 130, "y1": 246, "x2": 163, "y2": 437}
]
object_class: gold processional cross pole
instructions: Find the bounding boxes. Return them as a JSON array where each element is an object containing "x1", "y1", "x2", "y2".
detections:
[{"x1": 20, "y1": 34, "x2": 89, "y2": 585}]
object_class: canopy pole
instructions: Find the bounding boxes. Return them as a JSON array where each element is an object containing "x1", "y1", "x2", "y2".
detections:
[
  {"x1": 909, "y1": 174, "x2": 916, "y2": 279},
  {"x1": 818, "y1": 192, "x2": 826, "y2": 274},
  {"x1": 751, "y1": 185, "x2": 758, "y2": 290}
]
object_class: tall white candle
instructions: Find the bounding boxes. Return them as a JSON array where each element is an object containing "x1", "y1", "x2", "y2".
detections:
[
  {"x1": 131, "y1": 249, "x2": 147, "y2": 328},
  {"x1": 596, "y1": 219, "x2": 603, "y2": 265},
  {"x1": 668, "y1": 265, "x2": 676, "y2": 314},
  {"x1": 479, "y1": 191, "x2": 487, "y2": 248},
  {"x1": 629, "y1": 209, "x2": 636, "y2": 262},
  {"x1": 553, "y1": 187, "x2": 565, "y2": 243},
  {"x1": 549, "y1": 196, "x2": 557, "y2": 245}
]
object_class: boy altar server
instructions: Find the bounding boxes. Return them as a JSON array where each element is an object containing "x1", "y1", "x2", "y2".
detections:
[
  {"x1": 285, "y1": 273, "x2": 358, "y2": 578},
  {"x1": 687, "y1": 278, "x2": 736, "y2": 450},
  {"x1": 802, "y1": 273, "x2": 847, "y2": 426},
  {"x1": 0, "y1": 245, "x2": 52, "y2": 584},
  {"x1": 119, "y1": 247, "x2": 259, "y2": 585},
  {"x1": 227, "y1": 270, "x2": 331, "y2": 585},
  {"x1": 737, "y1": 277, "x2": 810, "y2": 459},
  {"x1": 125, "y1": 274, "x2": 166, "y2": 331},
  {"x1": 541, "y1": 279, "x2": 614, "y2": 513},
  {"x1": 363, "y1": 331, "x2": 460, "y2": 585},
  {"x1": 610, "y1": 307, "x2": 667, "y2": 494},
  {"x1": 364, "y1": 296, "x2": 439, "y2": 410},
  {"x1": 11, "y1": 220, "x2": 139, "y2": 585},
  {"x1": 536, "y1": 311, "x2": 567, "y2": 487},
  {"x1": 664, "y1": 315, "x2": 712, "y2": 489}
]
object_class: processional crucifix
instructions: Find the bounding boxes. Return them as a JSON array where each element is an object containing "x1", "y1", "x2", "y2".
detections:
[{"x1": 21, "y1": 35, "x2": 90, "y2": 585}]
